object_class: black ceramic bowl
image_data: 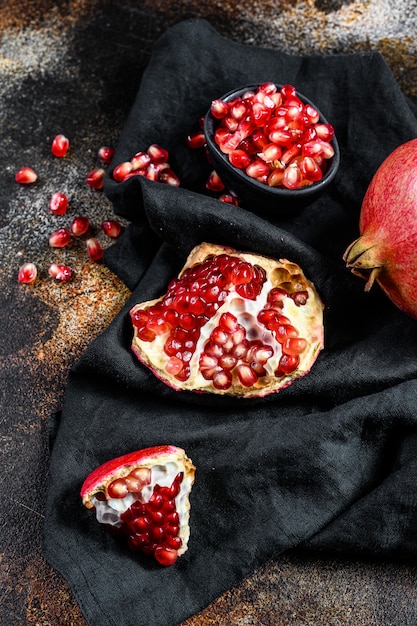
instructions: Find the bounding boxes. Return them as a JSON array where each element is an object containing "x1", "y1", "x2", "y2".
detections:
[{"x1": 204, "y1": 84, "x2": 340, "y2": 216}]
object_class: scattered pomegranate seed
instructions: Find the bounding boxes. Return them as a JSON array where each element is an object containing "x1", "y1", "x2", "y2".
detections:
[
  {"x1": 86, "y1": 168, "x2": 105, "y2": 189},
  {"x1": 113, "y1": 161, "x2": 133, "y2": 182},
  {"x1": 147, "y1": 144, "x2": 169, "y2": 163},
  {"x1": 49, "y1": 192, "x2": 68, "y2": 215},
  {"x1": 15, "y1": 167, "x2": 37, "y2": 184},
  {"x1": 206, "y1": 170, "x2": 225, "y2": 192},
  {"x1": 51, "y1": 134, "x2": 70, "y2": 157},
  {"x1": 98, "y1": 146, "x2": 115, "y2": 164},
  {"x1": 101, "y1": 219, "x2": 122, "y2": 238},
  {"x1": 86, "y1": 237, "x2": 104, "y2": 261},
  {"x1": 71, "y1": 215, "x2": 90, "y2": 236},
  {"x1": 48, "y1": 263, "x2": 72, "y2": 281},
  {"x1": 18, "y1": 262, "x2": 37, "y2": 283},
  {"x1": 49, "y1": 227, "x2": 71, "y2": 248},
  {"x1": 186, "y1": 131, "x2": 206, "y2": 149}
]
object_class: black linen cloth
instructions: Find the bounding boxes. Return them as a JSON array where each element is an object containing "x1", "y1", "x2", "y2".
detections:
[{"x1": 43, "y1": 19, "x2": 417, "y2": 626}]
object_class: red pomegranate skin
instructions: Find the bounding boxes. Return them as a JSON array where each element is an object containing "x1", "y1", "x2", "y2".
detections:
[{"x1": 344, "y1": 138, "x2": 417, "y2": 319}]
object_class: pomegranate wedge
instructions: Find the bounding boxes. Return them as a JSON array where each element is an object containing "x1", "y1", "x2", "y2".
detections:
[
  {"x1": 81, "y1": 446, "x2": 196, "y2": 567},
  {"x1": 130, "y1": 243, "x2": 324, "y2": 397}
]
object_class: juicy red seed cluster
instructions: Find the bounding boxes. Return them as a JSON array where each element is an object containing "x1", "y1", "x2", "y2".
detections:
[
  {"x1": 113, "y1": 144, "x2": 180, "y2": 187},
  {"x1": 15, "y1": 137, "x2": 123, "y2": 283},
  {"x1": 211, "y1": 82, "x2": 335, "y2": 190},
  {"x1": 131, "y1": 254, "x2": 267, "y2": 381},
  {"x1": 116, "y1": 472, "x2": 184, "y2": 566}
]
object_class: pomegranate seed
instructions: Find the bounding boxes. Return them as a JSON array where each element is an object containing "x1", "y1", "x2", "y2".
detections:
[
  {"x1": 211, "y1": 99, "x2": 229, "y2": 118},
  {"x1": 186, "y1": 131, "x2": 206, "y2": 149},
  {"x1": 101, "y1": 219, "x2": 122, "y2": 238},
  {"x1": 237, "y1": 363, "x2": 258, "y2": 387},
  {"x1": 86, "y1": 168, "x2": 105, "y2": 189},
  {"x1": 315, "y1": 123, "x2": 335, "y2": 141},
  {"x1": 86, "y1": 238, "x2": 104, "y2": 262},
  {"x1": 15, "y1": 167, "x2": 37, "y2": 184},
  {"x1": 71, "y1": 215, "x2": 90, "y2": 236},
  {"x1": 154, "y1": 546, "x2": 178, "y2": 567},
  {"x1": 282, "y1": 164, "x2": 303, "y2": 189},
  {"x1": 206, "y1": 170, "x2": 225, "y2": 192},
  {"x1": 276, "y1": 354, "x2": 299, "y2": 376},
  {"x1": 108, "y1": 478, "x2": 129, "y2": 499},
  {"x1": 258, "y1": 143, "x2": 282, "y2": 162},
  {"x1": 51, "y1": 134, "x2": 69, "y2": 157},
  {"x1": 48, "y1": 263, "x2": 72, "y2": 281},
  {"x1": 219, "y1": 193, "x2": 239, "y2": 205},
  {"x1": 245, "y1": 159, "x2": 270, "y2": 179},
  {"x1": 18, "y1": 262, "x2": 37, "y2": 283},
  {"x1": 282, "y1": 336, "x2": 308, "y2": 356},
  {"x1": 229, "y1": 149, "x2": 251, "y2": 169},
  {"x1": 267, "y1": 168, "x2": 285, "y2": 187},
  {"x1": 49, "y1": 227, "x2": 71, "y2": 248},
  {"x1": 98, "y1": 146, "x2": 115, "y2": 164},
  {"x1": 147, "y1": 144, "x2": 169, "y2": 162},
  {"x1": 158, "y1": 168, "x2": 180, "y2": 187},
  {"x1": 49, "y1": 192, "x2": 68, "y2": 215},
  {"x1": 113, "y1": 161, "x2": 133, "y2": 182},
  {"x1": 130, "y1": 152, "x2": 151, "y2": 170}
]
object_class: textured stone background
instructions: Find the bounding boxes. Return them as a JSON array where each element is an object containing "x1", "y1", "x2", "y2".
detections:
[{"x1": 1, "y1": 1, "x2": 417, "y2": 624}]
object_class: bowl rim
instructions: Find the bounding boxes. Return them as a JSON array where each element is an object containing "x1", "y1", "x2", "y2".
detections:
[{"x1": 204, "y1": 83, "x2": 340, "y2": 198}]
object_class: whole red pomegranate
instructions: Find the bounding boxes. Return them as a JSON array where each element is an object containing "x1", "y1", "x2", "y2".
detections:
[
  {"x1": 344, "y1": 138, "x2": 417, "y2": 319},
  {"x1": 130, "y1": 243, "x2": 324, "y2": 397},
  {"x1": 81, "y1": 446, "x2": 196, "y2": 567}
]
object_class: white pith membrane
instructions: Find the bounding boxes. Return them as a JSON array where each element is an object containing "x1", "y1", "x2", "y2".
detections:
[
  {"x1": 131, "y1": 244, "x2": 324, "y2": 397},
  {"x1": 90, "y1": 460, "x2": 194, "y2": 555}
]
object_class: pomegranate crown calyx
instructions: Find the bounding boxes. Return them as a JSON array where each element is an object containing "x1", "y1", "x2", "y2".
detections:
[{"x1": 343, "y1": 237, "x2": 385, "y2": 292}]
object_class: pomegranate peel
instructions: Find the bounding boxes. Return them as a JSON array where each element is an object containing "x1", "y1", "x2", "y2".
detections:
[
  {"x1": 81, "y1": 446, "x2": 196, "y2": 566},
  {"x1": 130, "y1": 243, "x2": 324, "y2": 397},
  {"x1": 343, "y1": 138, "x2": 417, "y2": 319}
]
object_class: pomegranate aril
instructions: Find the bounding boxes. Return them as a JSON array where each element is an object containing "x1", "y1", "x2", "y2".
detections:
[
  {"x1": 71, "y1": 215, "x2": 90, "y2": 236},
  {"x1": 229, "y1": 149, "x2": 251, "y2": 169},
  {"x1": 147, "y1": 144, "x2": 169, "y2": 162},
  {"x1": 283, "y1": 164, "x2": 303, "y2": 190},
  {"x1": 113, "y1": 161, "x2": 133, "y2": 182},
  {"x1": 86, "y1": 237, "x2": 104, "y2": 261},
  {"x1": 158, "y1": 168, "x2": 181, "y2": 187},
  {"x1": 51, "y1": 134, "x2": 69, "y2": 157},
  {"x1": 98, "y1": 146, "x2": 115, "y2": 164},
  {"x1": 49, "y1": 227, "x2": 71, "y2": 248},
  {"x1": 315, "y1": 123, "x2": 334, "y2": 141},
  {"x1": 86, "y1": 168, "x2": 105, "y2": 189},
  {"x1": 301, "y1": 156, "x2": 323, "y2": 182},
  {"x1": 154, "y1": 546, "x2": 178, "y2": 567},
  {"x1": 283, "y1": 336, "x2": 308, "y2": 356},
  {"x1": 18, "y1": 262, "x2": 37, "y2": 284},
  {"x1": 101, "y1": 219, "x2": 122, "y2": 238},
  {"x1": 213, "y1": 370, "x2": 232, "y2": 390},
  {"x1": 276, "y1": 354, "x2": 299, "y2": 376},
  {"x1": 211, "y1": 99, "x2": 229, "y2": 118},
  {"x1": 108, "y1": 478, "x2": 129, "y2": 499},
  {"x1": 49, "y1": 192, "x2": 68, "y2": 215},
  {"x1": 15, "y1": 166, "x2": 37, "y2": 184},
  {"x1": 206, "y1": 170, "x2": 225, "y2": 192},
  {"x1": 237, "y1": 364, "x2": 258, "y2": 387},
  {"x1": 48, "y1": 263, "x2": 72, "y2": 281},
  {"x1": 186, "y1": 131, "x2": 206, "y2": 149},
  {"x1": 246, "y1": 158, "x2": 270, "y2": 179}
]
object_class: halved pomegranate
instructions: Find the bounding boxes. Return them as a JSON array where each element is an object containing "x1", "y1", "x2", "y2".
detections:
[
  {"x1": 81, "y1": 446, "x2": 196, "y2": 567},
  {"x1": 130, "y1": 243, "x2": 324, "y2": 397}
]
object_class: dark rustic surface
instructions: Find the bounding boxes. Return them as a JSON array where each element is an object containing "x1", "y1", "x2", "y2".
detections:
[{"x1": 1, "y1": 1, "x2": 417, "y2": 624}]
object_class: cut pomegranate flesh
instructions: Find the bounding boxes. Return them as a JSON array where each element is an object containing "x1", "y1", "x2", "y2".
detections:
[
  {"x1": 130, "y1": 243, "x2": 324, "y2": 398},
  {"x1": 81, "y1": 446, "x2": 196, "y2": 566}
]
